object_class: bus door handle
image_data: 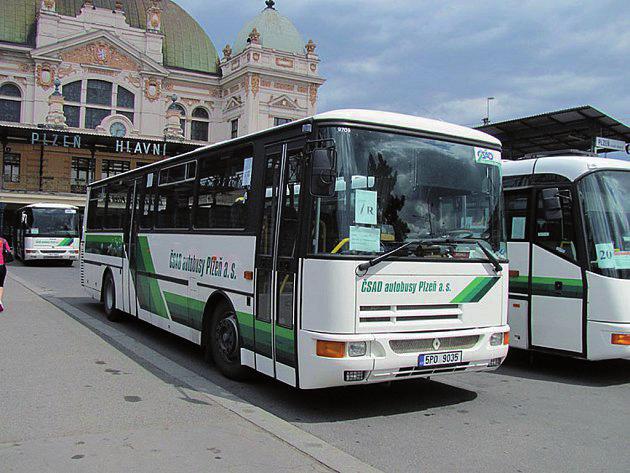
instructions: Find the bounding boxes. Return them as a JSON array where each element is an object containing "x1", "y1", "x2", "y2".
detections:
[{"x1": 554, "y1": 281, "x2": 563, "y2": 291}]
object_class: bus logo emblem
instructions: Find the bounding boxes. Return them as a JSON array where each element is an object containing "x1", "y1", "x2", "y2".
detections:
[{"x1": 433, "y1": 338, "x2": 441, "y2": 350}]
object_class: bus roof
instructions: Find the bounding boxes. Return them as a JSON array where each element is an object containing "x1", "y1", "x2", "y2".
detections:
[
  {"x1": 503, "y1": 155, "x2": 630, "y2": 182},
  {"x1": 17, "y1": 203, "x2": 79, "y2": 210},
  {"x1": 89, "y1": 109, "x2": 501, "y2": 188}
]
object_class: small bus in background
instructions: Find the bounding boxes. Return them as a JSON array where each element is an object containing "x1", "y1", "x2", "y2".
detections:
[
  {"x1": 81, "y1": 109, "x2": 510, "y2": 389},
  {"x1": 503, "y1": 152, "x2": 630, "y2": 360},
  {"x1": 13, "y1": 203, "x2": 80, "y2": 265}
]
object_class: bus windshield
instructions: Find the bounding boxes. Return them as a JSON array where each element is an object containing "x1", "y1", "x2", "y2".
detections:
[
  {"x1": 579, "y1": 170, "x2": 630, "y2": 279},
  {"x1": 25, "y1": 208, "x2": 79, "y2": 237},
  {"x1": 311, "y1": 127, "x2": 504, "y2": 259}
]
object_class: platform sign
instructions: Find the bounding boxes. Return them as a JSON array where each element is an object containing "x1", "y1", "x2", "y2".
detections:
[{"x1": 595, "y1": 137, "x2": 627, "y2": 153}]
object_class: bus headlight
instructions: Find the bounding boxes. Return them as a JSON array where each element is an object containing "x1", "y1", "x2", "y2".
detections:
[
  {"x1": 490, "y1": 332, "x2": 509, "y2": 346},
  {"x1": 348, "y1": 341, "x2": 367, "y2": 357}
]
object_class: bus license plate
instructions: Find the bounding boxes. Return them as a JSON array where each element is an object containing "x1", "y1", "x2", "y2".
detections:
[{"x1": 419, "y1": 351, "x2": 462, "y2": 367}]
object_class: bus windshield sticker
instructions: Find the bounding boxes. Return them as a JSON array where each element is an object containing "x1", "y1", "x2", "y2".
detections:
[
  {"x1": 147, "y1": 173, "x2": 154, "y2": 188},
  {"x1": 613, "y1": 249, "x2": 630, "y2": 269},
  {"x1": 474, "y1": 147, "x2": 501, "y2": 166},
  {"x1": 31, "y1": 228, "x2": 39, "y2": 235},
  {"x1": 242, "y1": 157, "x2": 253, "y2": 187},
  {"x1": 65, "y1": 209, "x2": 76, "y2": 214},
  {"x1": 355, "y1": 190, "x2": 378, "y2": 225},
  {"x1": 595, "y1": 242, "x2": 615, "y2": 269},
  {"x1": 349, "y1": 226, "x2": 380, "y2": 252},
  {"x1": 511, "y1": 217, "x2": 526, "y2": 239}
]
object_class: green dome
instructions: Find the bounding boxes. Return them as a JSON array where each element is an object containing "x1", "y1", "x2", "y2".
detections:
[
  {"x1": 234, "y1": 3, "x2": 305, "y2": 55},
  {"x1": 0, "y1": 0, "x2": 219, "y2": 74}
]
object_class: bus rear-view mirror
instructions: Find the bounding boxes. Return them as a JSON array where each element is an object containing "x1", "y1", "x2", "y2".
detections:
[
  {"x1": 542, "y1": 187, "x2": 562, "y2": 220},
  {"x1": 310, "y1": 148, "x2": 336, "y2": 197}
]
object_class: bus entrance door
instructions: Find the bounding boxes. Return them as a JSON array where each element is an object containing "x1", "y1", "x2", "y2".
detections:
[
  {"x1": 255, "y1": 141, "x2": 305, "y2": 386},
  {"x1": 122, "y1": 179, "x2": 141, "y2": 317}
]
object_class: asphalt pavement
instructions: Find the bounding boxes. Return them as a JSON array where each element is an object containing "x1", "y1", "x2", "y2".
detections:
[{"x1": 2, "y1": 261, "x2": 630, "y2": 472}]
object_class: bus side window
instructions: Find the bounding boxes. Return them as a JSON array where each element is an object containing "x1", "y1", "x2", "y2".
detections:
[
  {"x1": 195, "y1": 147, "x2": 251, "y2": 230},
  {"x1": 87, "y1": 187, "x2": 106, "y2": 230},
  {"x1": 505, "y1": 191, "x2": 529, "y2": 241},
  {"x1": 535, "y1": 187, "x2": 577, "y2": 261}
]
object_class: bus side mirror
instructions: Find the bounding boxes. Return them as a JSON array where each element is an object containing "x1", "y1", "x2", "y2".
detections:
[
  {"x1": 542, "y1": 188, "x2": 562, "y2": 221},
  {"x1": 310, "y1": 148, "x2": 336, "y2": 197}
]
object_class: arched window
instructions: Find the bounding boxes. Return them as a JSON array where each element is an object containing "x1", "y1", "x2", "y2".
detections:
[
  {"x1": 191, "y1": 107, "x2": 210, "y2": 141},
  {"x1": 172, "y1": 104, "x2": 187, "y2": 135},
  {"x1": 0, "y1": 83, "x2": 22, "y2": 123},
  {"x1": 61, "y1": 80, "x2": 136, "y2": 129}
]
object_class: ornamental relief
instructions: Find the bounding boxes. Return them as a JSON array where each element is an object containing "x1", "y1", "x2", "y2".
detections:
[
  {"x1": 125, "y1": 74, "x2": 142, "y2": 89},
  {"x1": 309, "y1": 85, "x2": 319, "y2": 106},
  {"x1": 144, "y1": 78, "x2": 161, "y2": 101},
  {"x1": 36, "y1": 63, "x2": 55, "y2": 89},
  {"x1": 183, "y1": 98, "x2": 200, "y2": 107},
  {"x1": 275, "y1": 57, "x2": 294, "y2": 69},
  {"x1": 19, "y1": 63, "x2": 34, "y2": 73},
  {"x1": 274, "y1": 81, "x2": 294, "y2": 92},
  {"x1": 60, "y1": 42, "x2": 140, "y2": 71},
  {"x1": 251, "y1": 74, "x2": 260, "y2": 97},
  {"x1": 57, "y1": 64, "x2": 77, "y2": 79}
]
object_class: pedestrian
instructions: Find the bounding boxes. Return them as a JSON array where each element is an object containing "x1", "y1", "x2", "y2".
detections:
[{"x1": 0, "y1": 236, "x2": 12, "y2": 312}]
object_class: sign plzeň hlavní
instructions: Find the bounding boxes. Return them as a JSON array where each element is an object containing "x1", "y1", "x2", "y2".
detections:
[{"x1": 30, "y1": 132, "x2": 169, "y2": 157}]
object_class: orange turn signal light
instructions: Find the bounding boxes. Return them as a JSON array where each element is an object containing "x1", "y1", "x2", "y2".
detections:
[
  {"x1": 611, "y1": 333, "x2": 630, "y2": 346},
  {"x1": 504, "y1": 331, "x2": 510, "y2": 345},
  {"x1": 244, "y1": 271, "x2": 254, "y2": 281},
  {"x1": 316, "y1": 340, "x2": 346, "y2": 358}
]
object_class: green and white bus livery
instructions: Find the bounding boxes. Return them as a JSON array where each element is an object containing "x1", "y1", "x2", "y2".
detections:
[
  {"x1": 14, "y1": 203, "x2": 80, "y2": 264},
  {"x1": 503, "y1": 153, "x2": 630, "y2": 360},
  {"x1": 81, "y1": 109, "x2": 510, "y2": 389}
]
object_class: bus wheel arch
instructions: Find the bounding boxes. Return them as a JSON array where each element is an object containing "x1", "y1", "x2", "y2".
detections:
[{"x1": 201, "y1": 292, "x2": 249, "y2": 380}]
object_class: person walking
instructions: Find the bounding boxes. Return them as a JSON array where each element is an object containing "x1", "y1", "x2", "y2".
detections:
[{"x1": 0, "y1": 236, "x2": 12, "y2": 312}]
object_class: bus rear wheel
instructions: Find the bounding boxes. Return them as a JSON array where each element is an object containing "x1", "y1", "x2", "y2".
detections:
[
  {"x1": 209, "y1": 301, "x2": 249, "y2": 380},
  {"x1": 102, "y1": 272, "x2": 122, "y2": 322}
]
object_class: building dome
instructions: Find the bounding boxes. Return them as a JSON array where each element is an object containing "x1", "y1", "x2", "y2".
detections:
[
  {"x1": 234, "y1": 1, "x2": 305, "y2": 55},
  {"x1": 0, "y1": 0, "x2": 219, "y2": 74}
]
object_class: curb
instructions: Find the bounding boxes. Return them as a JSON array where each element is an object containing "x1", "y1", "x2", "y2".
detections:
[{"x1": 8, "y1": 273, "x2": 382, "y2": 473}]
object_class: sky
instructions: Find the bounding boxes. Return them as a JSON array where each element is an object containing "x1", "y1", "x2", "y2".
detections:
[{"x1": 177, "y1": 0, "x2": 630, "y2": 128}]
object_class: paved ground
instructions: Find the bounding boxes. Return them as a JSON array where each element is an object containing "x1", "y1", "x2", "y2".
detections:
[{"x1": 3, "y1": 261, "x2": 630, "y2": 472}]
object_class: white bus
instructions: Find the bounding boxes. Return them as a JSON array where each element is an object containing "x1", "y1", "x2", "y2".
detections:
[
  {"x1": 81, "y1": 109, "x2": 509, "y2": 389},
  {"x1": 13, "y1": 203, "x2": 80, "y2": 265},
  {"x1": 503, "y1": 153, "x2": 630, "y2": 360}
]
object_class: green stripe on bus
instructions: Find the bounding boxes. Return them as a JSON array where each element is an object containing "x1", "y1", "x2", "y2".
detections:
[
  {"x1": 236, "y1": 312, "x2": 255, "y2": 349},
  {"x1": 509, "y1": 276, "x2": 583, "y2": 299},
  {"x1": 451, "y1": 277, "x2": 499, "y2": 304},
  {"x1": 136, "y1": 236, "x2": 169, "y2": 319},
  {"x1": 58, "y1": 238, "x2": 74, "y2": 247}
]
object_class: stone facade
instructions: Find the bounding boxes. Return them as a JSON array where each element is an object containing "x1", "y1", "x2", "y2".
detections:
[{"x1": 0, "y1": 0, "x2": 324, "y2": 143}]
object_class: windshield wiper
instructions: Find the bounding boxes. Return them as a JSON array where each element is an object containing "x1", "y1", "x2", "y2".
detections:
[
  {"x1": 355, "y1": 240, "x2": 418, "y2": 276},
  {"x1": 355, "y1": 237, "x2": 503, "y2": 276}
]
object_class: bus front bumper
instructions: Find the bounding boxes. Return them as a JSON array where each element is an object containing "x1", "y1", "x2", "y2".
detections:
[
  {"x1": 24, "y1": 249, "x2": 79, "y2": 261},
  {"x1": 298, "y1": 326, "x2": 510, "y2": 389},
  {"x1": 587, "y1": 321, "x2": 630, "y2": 361}
]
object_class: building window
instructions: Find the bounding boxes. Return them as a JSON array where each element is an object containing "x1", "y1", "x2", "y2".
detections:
[
  {"x1": 62, "y1": 80, "x2": 135, "y2": 129},
  {"x1": 231, "y1": 119, "x2": 239, "y2": 139},
  {"x1": 274, "y1": 117, "x2": 292, "y2": 127},
  {"x1": 2, "y1": 152, "x2": 20, "y2": 183},
  {"x1": 102, "y1": 159, "x2": 130, "y2": 179},
  {"x1": 172, "y1": 103, "x2": 187, "y2": 136},
  {"x1": 71, "y1": 157, "x2": 95, "y2": 193},
  {"x1": 0, "y1": 83, "x2": 22, "y2": 123},
  {"x1": 191, "y1": 107, "x2": 210, "y2": 141}
]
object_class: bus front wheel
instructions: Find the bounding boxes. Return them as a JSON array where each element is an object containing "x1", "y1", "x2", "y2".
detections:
[
  {"x1": 102, "y1": 272, "x2": 122, "y2": 322},
  {"x1": 209, "y1": 301, "x2": 249, "y2": 380}
]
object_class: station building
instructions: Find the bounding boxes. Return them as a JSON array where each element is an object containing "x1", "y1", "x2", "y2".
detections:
[{"x1": 0, "y1": 0, "x2": 324, "y2": 235}]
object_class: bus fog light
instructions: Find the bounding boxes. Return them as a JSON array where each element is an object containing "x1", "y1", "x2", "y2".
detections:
[
  {"x1": 490, "y1": 332, "x2": 505, "y2": 346},
  {"x1": 344, "y1": 370, "x2": 366, "y2": 382},
  {"x1": 348, "y1": 341, "x2": 367, "y2": 357},
  {"x1": 611, "y1": 334, "x2": 630, "y2": 345}
]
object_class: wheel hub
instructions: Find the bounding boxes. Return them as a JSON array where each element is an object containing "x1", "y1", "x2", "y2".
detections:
[{"x1": 216, "y1": 315, "x2": 239, "y2": 362}]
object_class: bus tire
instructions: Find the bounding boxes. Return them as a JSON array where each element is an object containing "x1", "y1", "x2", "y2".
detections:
[
  {"x1": 209, "y1": 301, "x2": 249, "y2": 380},
  {"x1": 102, "y1": 272, "x2": 122, "y2": 322}
]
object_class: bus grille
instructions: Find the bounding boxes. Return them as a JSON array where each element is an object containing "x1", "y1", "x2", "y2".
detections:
[
  {"x1": 39, "y1": 249, "x2": 66, "y2": 254},
  {"x1": 389, "y1": 335, "x2": 479, "y2": 354}
]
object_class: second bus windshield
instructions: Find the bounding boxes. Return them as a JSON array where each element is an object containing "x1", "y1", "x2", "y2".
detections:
[{"x1": 311, "y1": 127, "x2": 504, "y2": 259}]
